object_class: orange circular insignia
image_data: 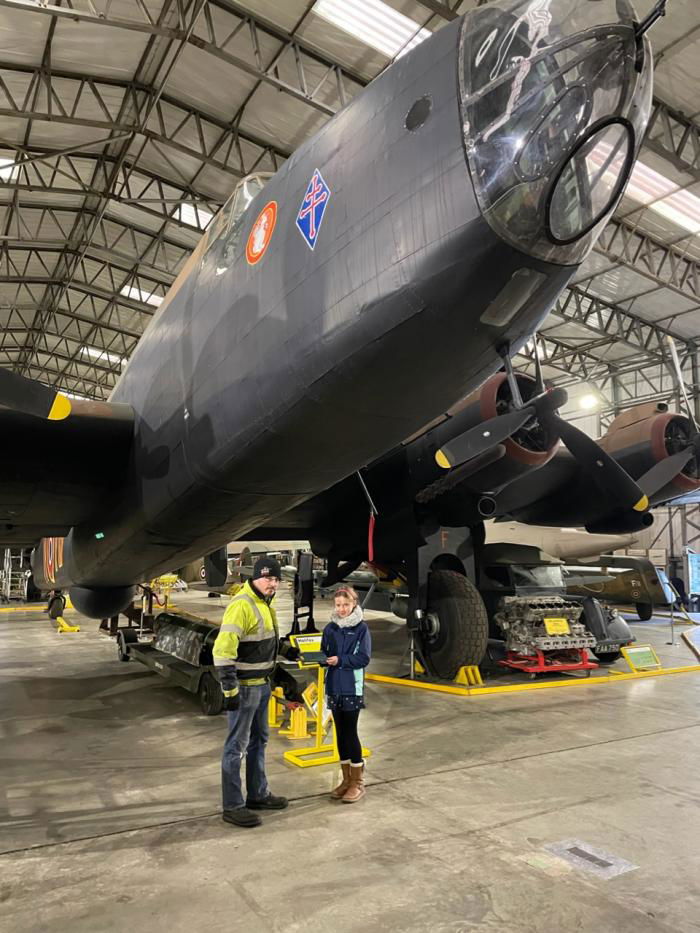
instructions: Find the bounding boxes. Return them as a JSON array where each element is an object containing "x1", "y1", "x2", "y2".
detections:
[{"x1": 246, "y1": 200, "x2": 277, "y2": 265}]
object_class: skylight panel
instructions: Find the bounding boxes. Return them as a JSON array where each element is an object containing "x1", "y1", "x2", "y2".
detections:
[
  {"x1": 313, "y1": 0, "x2": 430, "y2": 59},
  {"x1": 0, "y1": 157, "x2": 19, "y2": 182},
  {"x1": 176, "y1": 203, "x2": 213, "y2": 229},
  {"x1": 589, "y1": 142, "x2": 700, "y2": 235},
  {"x1": 81, "y1": 346, "x2": 127, "y2": 367},
  {"x1": 120, "y1": 284, "x2": 164, "y2": 307}
]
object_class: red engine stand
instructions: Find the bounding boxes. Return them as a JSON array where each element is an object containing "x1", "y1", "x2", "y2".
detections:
[{"x1": 499, "y1": 648, "x2": 598, "y2": 675}]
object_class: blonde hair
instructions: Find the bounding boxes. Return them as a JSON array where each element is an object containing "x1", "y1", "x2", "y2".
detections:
[{"x1": 334, "y1": 585, "x2": 359, "y2": 606}]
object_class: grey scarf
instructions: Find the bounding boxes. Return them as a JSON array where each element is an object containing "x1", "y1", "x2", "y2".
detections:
[{"x1": 331, "y1": 605, "x2": 364, "y2": 628}]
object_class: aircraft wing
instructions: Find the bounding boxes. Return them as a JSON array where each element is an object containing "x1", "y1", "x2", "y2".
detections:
[{"x1": 0, "y1": 384, "x2": 134, "y2": 547}]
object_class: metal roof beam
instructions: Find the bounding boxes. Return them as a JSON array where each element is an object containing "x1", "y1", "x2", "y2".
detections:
[
  {"x1": 0, "y1": 0, "x2": 366, "y2": 117},
  {"x1": 589, "y1": 217, "x2": 700, "y2": 305},
  {"x1": 0, "y1": 62, "x2": 290, "y2": 180},
  {"x1": 550, "y1": 286, "x2": 695, "y2": 363},
  {"x1": 645, "y1": 98, "x2": 700, "y2": 183}
]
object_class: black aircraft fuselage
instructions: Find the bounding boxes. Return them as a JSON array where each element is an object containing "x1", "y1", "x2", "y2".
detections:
[{"x1": 17, "y1": 1, "x2": 671, "y2": 622}]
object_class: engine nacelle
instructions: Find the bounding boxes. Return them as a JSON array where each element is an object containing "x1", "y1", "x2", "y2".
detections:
[
  {"x1": 433, "y1": 372, "x2": 560, "y2": 493},
  {"x1": 69, "y1": 585, "x2": 136, "y2": 619},
  {"x1": 598, "y1": 402, "x2": 700, "y2": 503}
]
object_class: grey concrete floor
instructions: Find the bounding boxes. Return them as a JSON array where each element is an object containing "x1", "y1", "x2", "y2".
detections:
[{"x1": 1, "y1": 593, "x2": 700, "y2": 932}]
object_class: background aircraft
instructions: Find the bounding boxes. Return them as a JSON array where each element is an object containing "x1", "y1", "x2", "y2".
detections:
[
  {"x1": 2, "y1": 1, "x2": 693, "y2": 679},
  {"x1": 484, "y1": 521, "x2": 638, "y2": 561}
]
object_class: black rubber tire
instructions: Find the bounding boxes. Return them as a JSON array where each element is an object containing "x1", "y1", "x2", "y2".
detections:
[
  {"x1": 636, "y1": 602, "x2": 653, "y2": 621},
  {"x1": 593, "y1": 650, "x2": 622, "y2": 664},
  {"x1": 47, "y1": 595, "x2": 66, "y2": 620},
  {"x1": 116, "y1": 630, "x2": 131, "y2": 662},
  {"x1": 422, "y1": 570, "x2": 489, "y2": 680},
  {"x1": 199, "y1": 673, "x2": 224, "y2": 715}
]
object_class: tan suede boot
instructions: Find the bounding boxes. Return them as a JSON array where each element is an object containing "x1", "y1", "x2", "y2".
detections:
[
  {"x1": 330, "y1": 761, "x2": 352, "y2": 799},
  {"x1": 342, "y1": 762, "x2": 365, "y2": 803}
]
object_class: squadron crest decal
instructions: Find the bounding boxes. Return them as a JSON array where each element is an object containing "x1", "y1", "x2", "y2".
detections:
[
  {"x1": 246, "y1": 201, "x2": 277, "y2": 265},
  {"x1": 296, "y1": 169, "x2": 331, "y2": 250}
]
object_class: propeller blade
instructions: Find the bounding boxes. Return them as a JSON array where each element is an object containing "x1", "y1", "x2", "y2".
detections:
[
  {"x1": 435, "y1": 407, "x2": 533, "y2": 469},
  {"x1": 637, "y1": 447, "x2": 695, "y2": 497},
  {"x1": 667, "y1": 335, "x2": 699, "y2": 432},
  {"x1": 550, "y1": 414, "x2": 649, "y2": 513},
  {"x1": 0, "y1": 368, "x2": 72, "y2": 421}
]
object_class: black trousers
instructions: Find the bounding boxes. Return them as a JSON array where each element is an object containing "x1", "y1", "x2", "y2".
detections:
[{"x1": 332, "y1": 709, "x2": 362, "y2": 764}]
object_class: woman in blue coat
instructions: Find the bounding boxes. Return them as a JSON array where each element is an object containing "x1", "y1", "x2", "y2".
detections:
[{"x1": 322, "y1": 585, "x2": 371, "y2": 803}]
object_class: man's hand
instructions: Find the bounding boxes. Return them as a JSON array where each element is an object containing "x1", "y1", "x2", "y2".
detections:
[
  {"x1": 326, "y1": 656, "x2": 339, "y2": 666},
  {"x1": 222, "y1": 694, "x2": 240, "y2": 712},
  {"x1": 278, "y1": 639, "x2": 301, "y2": 662}
]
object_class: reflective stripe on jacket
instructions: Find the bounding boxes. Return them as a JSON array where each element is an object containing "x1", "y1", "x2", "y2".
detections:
[{"x1": 212, "y1": 581, "x2": 279, "y2": 696}]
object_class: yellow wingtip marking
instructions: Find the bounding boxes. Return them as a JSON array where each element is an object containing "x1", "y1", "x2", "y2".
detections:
[
  {"x1": 633, "y1": 494, "x2": 649, "y2": 512},
  {"x1": 48, "y1": 393, "x2": 71, "y2": 421},
  {"x1": 435, "y1": 449, "x2": 451, "y2": 470}
]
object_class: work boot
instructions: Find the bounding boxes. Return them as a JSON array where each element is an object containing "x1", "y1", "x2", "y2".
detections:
[
  {"x1": 342, "y1": 762, "x2": 365, "y2": 803},
  {"x1": 246, "y1": 793, "x2": 289, "y2": 810},
  {"x1": 330, "y1": 761, "x2": 351, "y2": 799},
  {"x1": 222, "y1": 807, "x2": 262, "y2": 828}
]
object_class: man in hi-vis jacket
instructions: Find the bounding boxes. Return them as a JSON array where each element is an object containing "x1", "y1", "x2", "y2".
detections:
[{"x1": 213, "y1": 556, "x2": 294, "y2": 828}]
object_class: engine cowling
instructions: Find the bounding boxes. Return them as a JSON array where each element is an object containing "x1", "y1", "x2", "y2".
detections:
[
  {"x1": 429, "y1": 372, "x2": 561, "y2": 493},
  {"x1": 598, "y1": 402, "x2": 700, "y2": 503}
]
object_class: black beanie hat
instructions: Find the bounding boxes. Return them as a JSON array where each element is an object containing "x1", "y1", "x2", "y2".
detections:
[{"x1": 252, "y1": 556, "x2": 282, "y2": 580}]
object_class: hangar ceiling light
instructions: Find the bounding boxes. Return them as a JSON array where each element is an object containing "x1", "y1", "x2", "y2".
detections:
[
  {"x1": 313, "y1": 0, "x2": 430, "y2": 58},
  {"x1": 579, "y1": 393, "x2": 600, "y2": 411}
]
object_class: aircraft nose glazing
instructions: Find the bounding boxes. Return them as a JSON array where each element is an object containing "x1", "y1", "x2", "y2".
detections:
[{"x1": 458, "y1": 0, "x2": 653, "y2": 265}]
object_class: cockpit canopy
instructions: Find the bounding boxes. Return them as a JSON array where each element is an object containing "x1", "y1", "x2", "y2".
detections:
[{"x1": 459, "y1": 0, "x2": 653, "y2": 265}]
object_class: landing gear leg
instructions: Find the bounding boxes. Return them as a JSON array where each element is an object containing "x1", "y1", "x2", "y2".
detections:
[{"x1": 406, "y1": 526, "x2": 488, "y2": 680}]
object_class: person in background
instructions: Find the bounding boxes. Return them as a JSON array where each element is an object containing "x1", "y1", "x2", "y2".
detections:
[
  {"x1": 213, "y1": 556, "x2": 296, "y2": 828},
  {"x1": 322, "y1": 585, "x2": 371, "y2": 803}
]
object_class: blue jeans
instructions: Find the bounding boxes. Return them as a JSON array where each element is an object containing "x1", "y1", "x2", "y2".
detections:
[{"x1": 221, "y1": 683, "x2": 271, "y2": 810}]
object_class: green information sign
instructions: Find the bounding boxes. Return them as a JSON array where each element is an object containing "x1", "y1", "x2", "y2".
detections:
[{"x1": 621, "y1": 644, "x2": 661, "y2": 672}]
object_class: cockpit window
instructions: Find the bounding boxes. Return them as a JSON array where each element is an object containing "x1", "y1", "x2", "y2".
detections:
[
  {"x1": 202, "y1": 172, "x2": 272, "y2": 273},
  {"x1": 547, "y1": 119, "x2": 633, "y2": 243},
  {"x1": 458, "y1": 0, "x2": 652, "y2": 265}
]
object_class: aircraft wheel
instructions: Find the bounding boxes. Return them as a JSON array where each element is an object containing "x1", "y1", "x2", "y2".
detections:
[
  {"x1": 47, "y1": 594, "x2": 66, "y2": 619},
  {"x1": 199, "y1": 673, "x2": 224, "y2": 715},
  {"x1": 636, "y1": 602, "x2": 653, "y2": 621},
  {"x1": 421, "y1": 570, "x2": 488, "y2": 680},
  {"x1": 593, "y1": 649, "x2": 622, "y2": 664}
]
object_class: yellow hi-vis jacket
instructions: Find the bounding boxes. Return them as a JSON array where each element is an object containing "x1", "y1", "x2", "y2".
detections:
[{"x1": 212, "y1": 581, "x2": 279, "y2": 699}]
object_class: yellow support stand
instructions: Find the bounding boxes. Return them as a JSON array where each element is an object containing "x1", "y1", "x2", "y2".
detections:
[
  {"x1": 279, "y1": 706, "x2": 311, "y2": 740},
  {"x1": 454, "y1": 665, "x2": 483, "y2": 686},
  {"x1": 268, "y1": 687, "x2": 285, "y2": 728},
  {"x1": 56, "y1": 615, "x2": 80, "y2": 633},
  {"x1": 283, "y1": 663, "x2": 371, "y2": 769}
]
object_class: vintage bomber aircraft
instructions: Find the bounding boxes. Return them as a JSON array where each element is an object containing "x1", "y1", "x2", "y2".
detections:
[{"x1": 4, "y1": 0, "x2": 693, "y2": 677}]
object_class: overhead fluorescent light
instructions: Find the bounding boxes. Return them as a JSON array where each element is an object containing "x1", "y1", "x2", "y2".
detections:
[
  {"x1": 0, "y1": 157, "x2": 19, "y2": 182},
  {"x1": 313, "y1": 0, "x2": 430, "y2": 59},
  {"x1": 589, "y1": 143, "x2": 700, "y2": 235},
  {"x1": 81, "y1": 345, "x2": 126, "y2": 367},
  {"x1": 176, "y1": 203, "x2": 213, "y2": 229},
  {"x1": 120, "y1": 284, "x2": 163, "y2": 307}
]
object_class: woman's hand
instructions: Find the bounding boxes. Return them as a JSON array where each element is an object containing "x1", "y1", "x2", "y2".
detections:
[{"x1": 326, "y1": 655, "x2": 339, "y2": 666}]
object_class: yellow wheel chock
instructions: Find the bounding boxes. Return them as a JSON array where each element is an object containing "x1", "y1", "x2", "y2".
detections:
[
  {"x1": 56, "y1": 615, "x2": 80, "y2": 633},
  {"x1": 454, "y1": 665, "x2": 483, "y2": 686}
]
